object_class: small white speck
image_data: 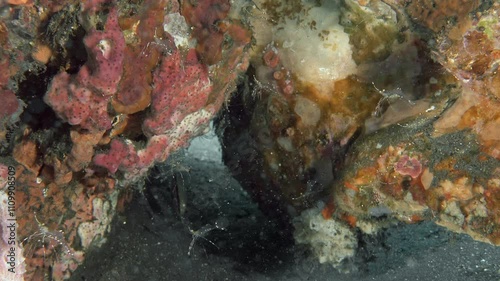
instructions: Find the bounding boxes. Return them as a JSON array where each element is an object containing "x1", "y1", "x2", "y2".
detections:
[
  {"x1": 426, "y1": 106, "x2": 436, "y2": 112},
  {"x1": 376, "y1": 143, "x2": 382, "y2": 149}
]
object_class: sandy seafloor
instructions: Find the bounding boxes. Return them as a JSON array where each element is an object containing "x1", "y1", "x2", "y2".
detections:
[{"x1": 70, "y1": 129, "x2": 500, "y2": 281}]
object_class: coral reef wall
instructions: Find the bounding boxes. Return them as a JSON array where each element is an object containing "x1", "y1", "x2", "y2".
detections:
[
  {"x1": 2, "y1": 0, "x2": 500, "y2": 279},
  {"x1": 216, "y1": 0, "x2": 500, "y2": 268},
  {"x1": 0, "y1": 0, "x2": 250, "y2": 279}
]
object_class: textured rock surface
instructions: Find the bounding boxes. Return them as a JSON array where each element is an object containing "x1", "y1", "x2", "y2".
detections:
[
  {"x1": 0, "y1": 0, "x2": 251, "y2": 279},
  {"x1": 216, "y1": 0, "x2": 500, "y2": 267},
  {"x1": 2, "y1": 0, "x2": 500, "y2": 279}
]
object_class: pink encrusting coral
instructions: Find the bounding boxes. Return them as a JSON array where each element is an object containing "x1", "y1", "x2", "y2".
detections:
[
  {"x1": 93, "y1": 139, "x2": 137, "y2": 174},
  {"x1": 93, "y1": 135, "x2": 174, "y2": 179},
  {"x1": 44, "y1": 7, "x2": 125, "y2": 131},
  {"x1": 3, "y1": 0, "x2": 252, "y2": 279},
  {"x1": 394, "y1": 155, "x2": 423, "y2": 179},
  {"x1": 0, "y1": 90, "x2": 21, "y2": 123},
  {"x1": 94, "y1": 45, "x2": 216, "y2": 179},
  {"x1": 143, "y1": 49, "x2": 212, "y2": 136},
  {"x1": 94, "y1": 105, "x2": 215, "y2": 180},
  {"x1": 86, "y1": 0, "x2": 251, "y2": 181},
  {"x1": 111, "y1": 0, "x2": 169, "y2": 114},
  {"x1": 77, "y1": 8, "x2": 125, "y2": 96}
]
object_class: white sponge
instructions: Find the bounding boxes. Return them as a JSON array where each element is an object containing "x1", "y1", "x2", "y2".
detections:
[{"x1": 294, "y1": 207, "x2": 357, "y2": 266}]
